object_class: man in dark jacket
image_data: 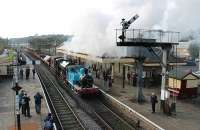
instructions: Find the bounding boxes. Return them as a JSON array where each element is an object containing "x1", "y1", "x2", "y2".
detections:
[
  {"x1": 23, "y1": 93, "x2": 31, "y2": 117},
  {"x1": 44, "y1": 113, "x2": 54, "y2": 130},
  {"x1": 19, "y1": 90, "x2": 25, "y2": 110},
  {"x1": 26, "y1": 66, "x2": 30, "y2": 80},
  {"x1": 34, "y1": 92, "x2": 43, "y2": 114},
  {"x1": 20, "y1": 68, "x2": 23, "y2": 79},
  {"x1": 150, "y1": 93, "x2": 158, "y2": 113},
  {"x1": 32, "y1": 68, "x2": 36, "y2": 79}
]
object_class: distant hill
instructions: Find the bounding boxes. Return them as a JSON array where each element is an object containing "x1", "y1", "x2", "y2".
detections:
[
  {"x1": 8, "y1": 34, "x2": 72, "y2": 49},
  {"x1": 9, "y1": 37, "x2": 30, "y2": 44},
  {"x1": 28, "y1": 34, "x2": 72, "y2": 50}
]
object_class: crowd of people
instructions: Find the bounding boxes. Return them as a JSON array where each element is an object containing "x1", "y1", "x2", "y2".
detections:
[
  {"x1": 19, "y1": 90, "x2": 43, "y2": 117},
  {"x1": 19, "y1": 65, "x2": 36, "y2": 80},
  {"x1": 18, "y1": 63, "x2": 54, "y2": 129},
  {"x1": 19, "y1": 89, "x2": 54, "y2": 129},
  {"x1": 19, "y1": 90, "x2": 31, "y2": 117},
  {"x1": 90, "y1": 64, "x2": 113, "y2": 88},
  {"x1": 90, "y1": 64, "x2": 139, "y2": 89}
]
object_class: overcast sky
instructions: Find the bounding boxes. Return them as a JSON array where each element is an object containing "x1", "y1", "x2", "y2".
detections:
[
  {"x1": 0, "y1": 0, "x2": 200, "y2": 39},
  {"x1": 0, "y1": 0, "x2": 116, "y2": 38}
]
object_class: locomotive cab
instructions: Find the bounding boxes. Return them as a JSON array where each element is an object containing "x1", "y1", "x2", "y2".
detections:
[
  {"x1": 66, "y1": 65, "x2": 98, "y2": 96},
  {"x1": 79, "y1": 68, "x2": 94, "y2": 88},
  {"x1": 59, "y1": 60, "x2": 72, "y2": 79}
]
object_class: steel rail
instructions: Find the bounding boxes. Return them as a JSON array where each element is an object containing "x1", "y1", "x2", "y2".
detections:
[{"x1": 36, "y1": 66, "x2": 85, "y2": 130}]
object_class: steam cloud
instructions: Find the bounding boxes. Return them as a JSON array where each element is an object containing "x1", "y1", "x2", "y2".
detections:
[{"x1": 62, "y1": 0, "x2": 200, "y2": 57}]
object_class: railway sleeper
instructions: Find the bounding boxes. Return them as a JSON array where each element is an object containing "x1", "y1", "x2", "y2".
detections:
[
  {"x1": 59, "y1": 114, "x2": 75, "y2": 119},
  {"x1": 57, "y1": 111, "x2": 72, "y2": 115},
  {"x1": 63, "y1": 126, "x2": 82, "y2": 130},
  {"x1": 57, "y1": 112, "x2": 73, "y2": 116},
  {"x1": 61, "y1": 117, "x2": 77, "y2": 122},
  {"x1": 55, "y1": 105, "x2": 68, "y2": 108},
  {"x1": 53, "y1": 99, "x2": 63, "y2": 101},
  {"x1": 53, "y1": 103, "x2": 67, "y2": 106},
  {"x1": 58, "y1": 114, "x2": 74, "y2": 119},
  {"x1": 62, "y1": 122, "x2": 81, "y2": 128},
  {"x1": 61, "y1": 120, "x2": 78, "y2": 124}
]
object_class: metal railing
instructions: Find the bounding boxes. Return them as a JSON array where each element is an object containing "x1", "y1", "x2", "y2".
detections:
[
  {"x1": 116, "y1": 29, "x2": 180, "y2": 44},
  {"x1": 100, "y1": 90, "x2": 165, "y2": 130}
]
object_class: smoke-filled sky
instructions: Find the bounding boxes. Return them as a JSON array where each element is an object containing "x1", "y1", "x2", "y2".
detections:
[{"x1": 1, "y1": 0, "x2": 200, "y2": 56}]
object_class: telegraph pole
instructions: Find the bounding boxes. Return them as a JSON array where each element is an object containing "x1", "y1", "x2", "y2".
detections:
[{"x1": 12, "y1": 49, "x2": 22, "y2": 130}]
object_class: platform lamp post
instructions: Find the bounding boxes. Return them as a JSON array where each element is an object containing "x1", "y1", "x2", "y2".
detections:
[
  {"x1": 122, "y1": 65, "x2": 125, "y2": 88},
  {"x1": 12, "y1": 49, "x2": 22, "y2": 130},
  {"x1": 54, "y1": 40, "x2": 57, "y2": 55}
]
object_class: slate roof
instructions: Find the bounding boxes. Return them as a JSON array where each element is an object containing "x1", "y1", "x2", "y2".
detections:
[{"x1": 168, "y1": 66, "x2": 199, "y2": 80}]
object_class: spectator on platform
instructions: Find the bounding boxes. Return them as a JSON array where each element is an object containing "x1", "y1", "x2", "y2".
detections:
[
  {"x1": 103, "y1": 70, "x2": 108, "y2": 87},
  {"x1": 88, "y1": 68, "x2": 92, "y2": 76},
  {"x1": 132, "y1": 73, "x2": 137, "y2": 86},
  {"x1": 92, "y1": 64, "x2": 96, "y2": 71},
  {"x1": 32, "y1": 67, "x2": 36, "y2": 79},
  {"x1": 19, "y1": 90, "x2": 25, "y2": 110},
  {"x1": 26, "y1": 66, "x2": 30, "y2": 80},
  {"x1": 20, "y1": 68, "x2": 23, "y2": 79},
  {"x1": 100, "y1": 65, "x2": 102, "y2": 72},
  {"x1": 21, "y1": 93, "x2": 26, "y2": 115},
  {"x1": 96, "y1": 69, "x2": 100, "y2": 79},
  {"x1": 34, "y1": 92, "x2": 43, "y2": 114},
  {"x1": 44, "y1": 113, "x2": 54, "y2": 130},
  {"x1": 95, "y1": 68, "x2": 98, "y2": 78},
  {"x1": 44, "y1": 113, "x2": 53, "y2": 122},
  {"x1": 23, "y1": 93, "x2": 31, "y2": 117},
  {"x1": 108, "y1": 75, "x2": 112, "y2": 88},
  {"x1": 127, "y1": 72, "x2": 131, "y2": 84},
  {"x1": 150, "y1": 93, "x2": 158, "y2": 113}
]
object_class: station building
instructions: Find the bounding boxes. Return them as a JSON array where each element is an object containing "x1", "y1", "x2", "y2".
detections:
[{"x1": 57, "y1": 47, "x2": 187, "y2": 88}]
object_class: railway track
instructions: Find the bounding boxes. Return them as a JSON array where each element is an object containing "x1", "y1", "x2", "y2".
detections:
[
  {"x1": 85, "y1": 99, "x2": 136, "y2": 130},
  {"x1": 49, "y1": 67, "x2": 136, "y2": 130},
  {"x1": 25, "y1": 51, "x2": 137, "y2": 130},
  {"x1": 36, "y1": 65, "x2": 85, "y2": 130}
]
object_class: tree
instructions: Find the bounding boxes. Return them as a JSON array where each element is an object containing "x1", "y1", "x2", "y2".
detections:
[
  {"x1": 0, "y1": 37, "x2": 8, "y2": 53},
  {"x1": 28, "y1": 34, "x2": 71, "y2": 55},
  {"x1": 188, "y1": 43, "x2": 200, "y2": 60}
]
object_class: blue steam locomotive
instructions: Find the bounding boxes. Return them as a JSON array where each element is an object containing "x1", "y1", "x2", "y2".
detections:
[
  {"x1": 67, "y1": 65, "x2": 98, "y2": 95},
  {"x1": 41, "y1": 54, "x2": 98, "y2": 96}
]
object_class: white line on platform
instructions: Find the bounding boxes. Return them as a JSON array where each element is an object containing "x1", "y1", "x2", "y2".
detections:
[
  {"x1": 37, "y1": 73, "x2": 57, "y2": 130},
  {"x1": 100, "y1": 89, "x2": 165, "y2": 130}
]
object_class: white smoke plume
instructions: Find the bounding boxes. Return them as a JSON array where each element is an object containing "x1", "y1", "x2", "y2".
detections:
[{"x1": 62, "y1": 0, "x2": 200, "y2": 57}]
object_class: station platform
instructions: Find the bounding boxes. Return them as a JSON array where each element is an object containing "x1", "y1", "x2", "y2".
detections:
[
  {"x1": 0, "y1": 65, "x2": 50, "y2": 130},
  {"x1": 94, "y1": 75, "x2": 200, "y2": 130}
]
